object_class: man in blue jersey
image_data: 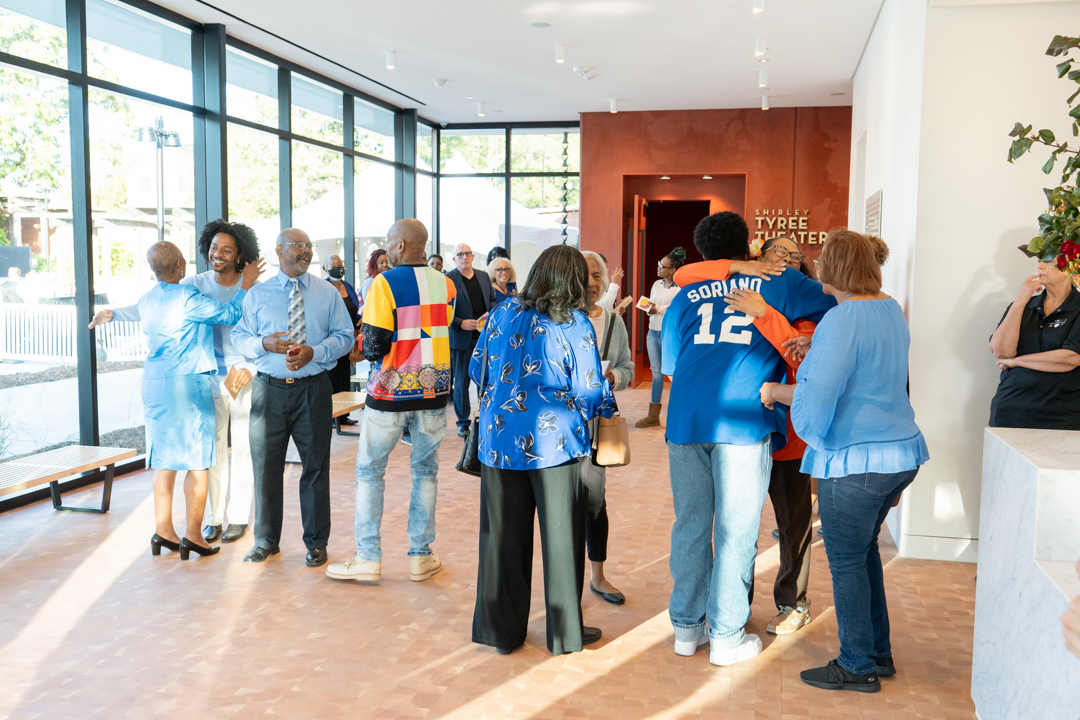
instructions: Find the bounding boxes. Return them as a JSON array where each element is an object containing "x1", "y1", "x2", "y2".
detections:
[{"x1": 661, "y1": 211, "x2": 835, "y2": 667}]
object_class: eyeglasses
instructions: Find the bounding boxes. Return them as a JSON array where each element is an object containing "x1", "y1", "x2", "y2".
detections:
[
  {"x1": 658, "y1": 262, "x2": 674, "y2": 269},
  {"x1": 494, "y1": 268, "x2": 511, "y2": 273},
  {"x1": 768, "y1": 246, "x2": 804, "y2": 262},
  {"x1": 455, "y1": 251, "x2": 474, "y2": 258},
  {"x1": 282, "y1": 242, "x2": 313, "y2": 251}
]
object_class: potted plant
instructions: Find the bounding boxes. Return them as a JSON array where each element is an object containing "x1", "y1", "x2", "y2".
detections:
[{"x1": 1008, "y1": 34, "x2": 1080, "y2": 276}]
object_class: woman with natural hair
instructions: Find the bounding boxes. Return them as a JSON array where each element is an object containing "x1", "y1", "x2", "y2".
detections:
[
  {"x1": 760, "y1": 229, "x2": 928, "y2": 693},
  {"x1": 579, "y1": 250, "x2": 634, "y2": 606},
  {"x1": 470, "y1": 244, "x2": 616, "y2": 656},
  {"x1": 487, "y1": 256, "x2": 517, "y2": 305},
  {"x1": 357, "y1": 248, "x2": 390, "y2": 315},
  {"x1": 635, "y1": 246, "x2": 687, "y2": 428}
]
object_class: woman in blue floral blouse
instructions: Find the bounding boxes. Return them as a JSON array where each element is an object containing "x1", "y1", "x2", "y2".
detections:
[{"x1": 469, "y1": 245, "x2": 616, "y2": 656}]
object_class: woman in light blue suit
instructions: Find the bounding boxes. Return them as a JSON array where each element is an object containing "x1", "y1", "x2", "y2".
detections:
[{"x1": 92, "y1": 241, "x2": 262, "y2": 559}]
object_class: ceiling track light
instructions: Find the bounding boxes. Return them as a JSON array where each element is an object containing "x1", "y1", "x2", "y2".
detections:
[
  {"x1": 759, "y1": 70, "x2": 768, "y2": 88},
  {"x1": 610, "y1": 99, "x2": 618, "y2": 114},
  {"x1": 755, "y1": 36, "x2": 767, "y2": 56},
  {"x1": 753, "y1": 0, "x2": 764, "y2": 13},
  {"x1": 660, "y1": 175, "x2": 671, "y2": 180},
  {"x1": 385, "y1": 51, "x2": 395, "y2": 70},
  {"x1": 477, "y1": 102, "x2": 486, "y2": 117},
  {"x1": 703, "y1": 175, "x2": 712, "y2": 180},
  {"x1": 762, "y1": 95, "x2": 770, "y2": 110},
  {"x1": 556, "y1": 44, "x2": 565, "y2": 63}
]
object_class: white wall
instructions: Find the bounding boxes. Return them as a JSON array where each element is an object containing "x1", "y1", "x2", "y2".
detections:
[
  {"x1": 852, "y1": 0, "x2": 1080, "y2": 561},
  {"x1": 849, "y1": 0, "x2": 927, "y2": 316}
]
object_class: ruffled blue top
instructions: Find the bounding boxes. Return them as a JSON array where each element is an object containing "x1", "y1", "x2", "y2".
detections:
[{"x1": 791, "y1": 298, "x2": 929, "y2": 479}]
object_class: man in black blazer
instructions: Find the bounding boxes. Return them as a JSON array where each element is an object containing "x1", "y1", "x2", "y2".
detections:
[{"x1": 445, "y1": 243, "x2": 495, "y2": 437}]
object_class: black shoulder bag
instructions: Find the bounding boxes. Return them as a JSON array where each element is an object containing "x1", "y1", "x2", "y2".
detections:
[{"x1": 456, "y1": 331, "x2": 488, "y2": 477}]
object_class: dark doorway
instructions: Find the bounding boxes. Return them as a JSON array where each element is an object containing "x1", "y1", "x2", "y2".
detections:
[
  {"x1": 642, "y1": 200, "x2": 710, "y2": 283},
  {"x1": 626, "y1": 199, "x2": 711, "y2": 387}
]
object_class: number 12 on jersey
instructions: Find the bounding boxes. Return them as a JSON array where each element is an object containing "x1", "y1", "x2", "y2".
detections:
[{"x1": 693, "y1": 303, "x2": 754, "y2": 346}]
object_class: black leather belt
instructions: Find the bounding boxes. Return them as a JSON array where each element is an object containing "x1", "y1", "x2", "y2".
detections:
[{"x1": 258, "y1": 371, "x2": 323, "y2": 385}]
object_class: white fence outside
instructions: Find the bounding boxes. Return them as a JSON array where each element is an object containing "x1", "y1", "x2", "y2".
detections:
[{"x1": 0, "y1": 303, "x2": 147, "y2": 363}]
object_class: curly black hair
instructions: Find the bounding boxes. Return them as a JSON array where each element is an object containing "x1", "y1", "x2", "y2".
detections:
[
  {"x1": 693, "y1": 211, "x2": 750, "y2": 262},
  {"x1": 197, "y1": 219, "x2": 260, "y2": 271}
]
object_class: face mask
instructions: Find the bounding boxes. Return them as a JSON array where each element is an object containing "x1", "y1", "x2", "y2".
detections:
[{"x1": 328, "y1": 267, "x2": 345, "y2": 279}]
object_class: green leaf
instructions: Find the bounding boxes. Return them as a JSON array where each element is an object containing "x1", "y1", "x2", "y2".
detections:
[
  {"x1": 1070, "y1": 86, "x2": 1080, "y2": 105},
  {"x1": 1059, "y1": 60, "x2": 1075, "y2": 77},
  {"x1": 1039, "y1": 128, "x2": 1057, "y2": 143},
  {"x1": 1070, "y1": 104, "x2": 1080, "y2": 120},
  {"x1": 1074, "y1": 121, "x2": 1079, "y2": 137},
  {"x1": 1046, "y1": 187, "x2": 1058, "y2": 205},
  {"x1": 1009, "y1": 137, "x2": 1034, "y2": 161},
  {"x1": 1029, "y1": 236, "x2": 1045, "y2": 254},
  {"x1": 1043, "y1": 155, "x2": 1057, "y2": 174},
  {"x1": 1046, "y1": 35, "x2": 1080, "y2": 57},
  {"x1": 1009, "y1": 121, "x2": 1027, "y2": 137}
]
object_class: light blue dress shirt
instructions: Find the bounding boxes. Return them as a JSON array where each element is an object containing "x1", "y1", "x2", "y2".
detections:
[
  {"x1": 231, "y1": 271, "x2": 354, "y2": 378},
  {"x1": 791, "y1": 298, "x2": 929, "y2": 479},
  {"x1": 181, "y1": 272, "x2": 255, "y2": 377}
]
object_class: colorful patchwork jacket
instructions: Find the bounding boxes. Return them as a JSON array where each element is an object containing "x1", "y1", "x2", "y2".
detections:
[{"x1": 360, "y1": 264, "x2": 456, "y2": 412}]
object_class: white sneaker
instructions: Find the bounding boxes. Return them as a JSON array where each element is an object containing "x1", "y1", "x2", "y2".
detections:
[
  {"x1": 325, "y1": 553, "x2": 381, "y2": 582},
  {"x1": 674, "y1": 631, "x2": 710, "y2": 657},
  {"x1": 709, "y1": 633, "x2": 762, "y2": 666},
  {"x1": 410, "y1": 552, "x2": 442, "y2": 582}
]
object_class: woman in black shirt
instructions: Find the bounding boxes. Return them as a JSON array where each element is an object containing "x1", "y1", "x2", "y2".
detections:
[{"x1": 989, "y1": 260, "x2": 1080, "y2": 429}]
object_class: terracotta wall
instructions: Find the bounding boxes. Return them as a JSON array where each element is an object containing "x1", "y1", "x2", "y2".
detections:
[{"x1": 580, "y1": 107, "x2": 852, "y2": 267}]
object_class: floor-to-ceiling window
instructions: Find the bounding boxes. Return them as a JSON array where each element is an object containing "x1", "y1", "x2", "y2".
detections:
[{"x1": 438, "y1": 126, "x2": 579, "y2": 281}]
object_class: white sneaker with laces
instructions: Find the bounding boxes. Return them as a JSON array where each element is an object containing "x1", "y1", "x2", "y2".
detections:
[
  {"x1": 325, "y1": 553, "x2": 381, "y2": 582},
  {"x1": 674, "y1": 631, "x2": 710, "y2": 657},
  {"x1": 709, "y1": 633, "x2": 763, "y2": 666},
  {"x1": 410, "y1": 552, "x2": 442, "y2": 582}
]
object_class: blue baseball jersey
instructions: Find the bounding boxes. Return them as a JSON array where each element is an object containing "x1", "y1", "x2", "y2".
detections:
[{"x1": 661, "y1": 268, "x2": 836, "y2": 446}]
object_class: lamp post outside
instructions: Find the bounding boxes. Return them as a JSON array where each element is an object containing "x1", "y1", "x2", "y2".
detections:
[{"x1": 137, "y1": 116, "x2": 181, "y2": 243}]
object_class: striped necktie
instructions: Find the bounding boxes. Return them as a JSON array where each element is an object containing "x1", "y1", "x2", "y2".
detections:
[{"x1": 287, "y1": 278, "x2": 306, "y2": 345}]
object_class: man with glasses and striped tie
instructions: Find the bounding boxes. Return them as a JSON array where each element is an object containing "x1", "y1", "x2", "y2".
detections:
[{"x1": 232, "y1": 228, "x2": 355, "y2": 567}]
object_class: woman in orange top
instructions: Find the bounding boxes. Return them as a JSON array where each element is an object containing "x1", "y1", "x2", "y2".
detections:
[{"x1": 673, "y1": 235, "x2": 818, "y2": 636}]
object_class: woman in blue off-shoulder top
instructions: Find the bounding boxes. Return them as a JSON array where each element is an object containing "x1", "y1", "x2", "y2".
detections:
[
  {"x1": 760, "y1": 230, "x2": 929, "y2": 694},
  {"x1": 469, "y1": 245, "x2": 615, "y2": 658}
]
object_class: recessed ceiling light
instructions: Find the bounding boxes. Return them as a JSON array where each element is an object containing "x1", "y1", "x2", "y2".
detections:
[
  {"x1": 465, "y1": 95, "x2": 474, "y2": 99},
  {"x1": 531, "y1": 22, "x2": 551, "y2": 28},
  {"x1": 759, "y1": 58, "x2": 769, "y2": 63},
  {"x1": 703, "y1": 175, "x2": 712, "y2": 180},
  {"x1": 753, "y1": 0, "x2": 764, "y2": 12},
  {"x1": 660, "y1": 175, "x2": 671, "y2": 180},
  {"x1": 830, "y1": 92, "x2": 846, "y2": 96}
]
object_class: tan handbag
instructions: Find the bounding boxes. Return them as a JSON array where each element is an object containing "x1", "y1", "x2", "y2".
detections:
[{"x1": 591, "y1": 309, "x2": 631, "y2": 467}]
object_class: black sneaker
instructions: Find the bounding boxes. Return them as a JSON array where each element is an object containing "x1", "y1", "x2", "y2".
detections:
[
  {"x1": 871, "y1": 655, "x2": 896, "y2": 677},
  {"x1": 457, "y1": 426, "x2": 469, "y2": 438},
  {"x1": 800, "y1": 660, "x2": 880, "y2": 693}
]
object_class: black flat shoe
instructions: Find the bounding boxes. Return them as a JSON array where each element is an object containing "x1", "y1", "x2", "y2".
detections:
[
  {"x1": 203, "y1": 524, "x2": 222, "y2": 543},
  {"x1": 150, "y1": 534, "x2": 180, "y2": 556},
  {"x1": 582, "y1": 626, "x2": 602, "y2": 645},
  {"x1": 590, "y1": 582, "x2": 626, "y2": 605},
  {"x1": 306, "y1": 548, "x2": 328, "y2": 567},
  {"x1": 179, "y1": 537, "x2": 220, "y2": 560},
  {"x1": 800, "y1": 660, "x2": 880, "y2": 693},
  {"x1": 221, "y1": 524, "x2": 248, "y2": 543},
  {"x1": 871, "y1": 655, "x2": 896, "y2": 677},
  {"x1": 495, "y1": 643, "x2": 522, "y2": 655},
  {"x1": 339, "y1": 417, "x2": 358, "y2": 426},
  {"x1": 244, "y1": 545, "x2": 280, "y2": 563}
]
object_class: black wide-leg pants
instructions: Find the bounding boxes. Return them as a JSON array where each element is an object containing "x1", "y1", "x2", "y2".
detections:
[
  {"x1": 472, "y1": 459, "x2": 586, "y2": 655},
  {"x1": 249, "y1": 372, "x2": 333, "y2": 551}
]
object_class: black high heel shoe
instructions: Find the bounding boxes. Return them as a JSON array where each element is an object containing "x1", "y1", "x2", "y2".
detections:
[
  {"x1": 151, "y1": 534, "x2": 181, "y2": 556},
  {"x1": 179, "y1": 537, "x2": 221, "y2": 560}
]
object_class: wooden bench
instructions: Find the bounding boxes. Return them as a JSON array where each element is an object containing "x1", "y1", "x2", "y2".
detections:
[
  {"x1": 332, "y1": 391, "x2": 365, "y2": 437},
  {"x1": 0, "y1": 445, "x2": 137, "y2": 513}
]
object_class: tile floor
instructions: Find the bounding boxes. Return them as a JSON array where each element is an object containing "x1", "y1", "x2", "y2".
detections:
[{"x1": 0, "y1": 388, "x2": 978, "y2": 719}]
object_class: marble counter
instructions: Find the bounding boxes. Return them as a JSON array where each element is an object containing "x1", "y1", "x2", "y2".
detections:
[{"x1": 972, "y1": 428, "x2": 1080, "y2": 720}]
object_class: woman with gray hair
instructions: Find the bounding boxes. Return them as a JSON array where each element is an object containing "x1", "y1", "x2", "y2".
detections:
[
  {"x1": 487, "y1": 256, "x2": 517, "y2": 306},
  {"x1": 580, "y1": 250, "x2": 634, "y2": 604}
]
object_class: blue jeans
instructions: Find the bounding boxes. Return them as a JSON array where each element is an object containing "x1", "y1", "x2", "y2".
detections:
[
  {"x1": 667, "y1": 437, "x2": 772, "y2": 650},
  {"x1": 817, "y1": 468, "x2": 919, "y2": 674},
  {"x1": 354, "y1": 406, "x2": 446, "y2": 561},
  {"x1": 646, "y1": 329, "x2": 664, "y2": 404}
]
